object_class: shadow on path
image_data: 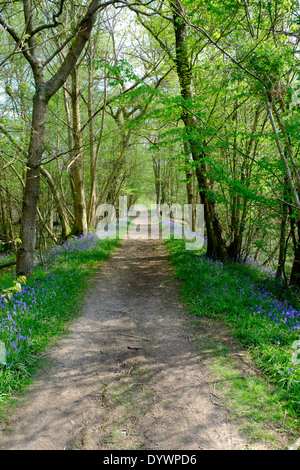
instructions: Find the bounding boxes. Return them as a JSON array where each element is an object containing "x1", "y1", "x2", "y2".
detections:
[{"x1": 0, "y1": 213, "x2": 275, "y2": 450}]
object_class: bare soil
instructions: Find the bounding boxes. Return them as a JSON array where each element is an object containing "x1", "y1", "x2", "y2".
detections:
[{"x1": 0, "y1": 215, "x2": 289, "y2": 450}]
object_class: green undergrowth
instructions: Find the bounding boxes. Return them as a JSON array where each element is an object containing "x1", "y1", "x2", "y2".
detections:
[
  {"x1": 165, "y1": 238, "x2": 300, "y2": 445},
  {"x1": 0, "y1": 233, "x2": 121, "y2": 415}
]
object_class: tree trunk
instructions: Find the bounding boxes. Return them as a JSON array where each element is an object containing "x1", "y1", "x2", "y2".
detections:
[
  {"x1": 276, "y1": 187, "x2": 288, "y2": 280},
  {"x1": 69, "y1": 67, "x2": 87, "y2": 236},
  {"x1": 86, "y1": 40, "x2": 106, "y2": 228},
  {"x1": 171, "y1": 0, "x2": 228, "y2": 260},
  {"x1": 0, "y1": 186, "x2": 10, "y2": 251},
  {"x1": 290, "y1": 231, "x2": 300, "y2": 286},
  {"x1": 98, "y1": 130, "x2": 132, "y2": 206},
  {"x1": 266, "y1": 98, "x2": 300, "y2": 286},
  {"x1": 183, "y1": 140, "x2": 196, "y2": 232},
  {"x1": 40, "y1": 166, "x2": 71, "y2": 240},
  {"x1": 17, "y1": 93, "x2": 48, "y2": 275},
  {"x1": 86, "y1": 41, "x2": 97, "y2": 227}
]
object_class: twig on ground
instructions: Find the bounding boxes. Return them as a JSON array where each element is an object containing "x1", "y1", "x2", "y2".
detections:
[{"x1": 113, "y1": 330, "x2": 150, "y2": 342}]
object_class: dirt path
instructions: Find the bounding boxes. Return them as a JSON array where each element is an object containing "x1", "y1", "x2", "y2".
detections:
[{"x1": 0, "y1": 213, "x2": 283, "y2": 450}]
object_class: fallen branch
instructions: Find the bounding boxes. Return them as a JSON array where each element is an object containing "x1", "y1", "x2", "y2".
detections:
[
  {"x1": 113, "y1": 330, "x2": 150, "y2": 342},
  {"x1": 0, "y1": 261, "x2": 16, "y2": 270}
]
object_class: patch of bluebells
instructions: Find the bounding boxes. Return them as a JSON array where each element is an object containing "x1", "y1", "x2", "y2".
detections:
[
  {"x1": 41, "y1": 232, "x2": 103, "y2": 268},
  {"x1": 184, "y1": 253, "x2": 300, "y2": 336},
  {"x1": 244, "y1": 257, "x2": 277, "y2": 278},
  {"x1": 39, "y1": 220, "x2": 129, "y2": 269},
  {"x1": 0, "y1": 285, "x2": 39, "y2": 366},
  {"x1": 0, "y1": 268, "x2": 66, "y2": 365},
  {"x1": 0, "y1": 232, "x2": 116, "y2": 367},
  {"x1": 161, "y1": 215, "x2": 300, "y2": 337}
]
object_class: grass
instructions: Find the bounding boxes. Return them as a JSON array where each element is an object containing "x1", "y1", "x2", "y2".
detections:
[
  {"x1": 165, "y1": 237, "x2": 300, "y2": 442},
  {"x1": 0, "y1": 232, "x2": 122, "y2": 410}
]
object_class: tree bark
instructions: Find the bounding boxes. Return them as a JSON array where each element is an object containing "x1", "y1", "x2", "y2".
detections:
[
  {"x1": 98, "y1": 130, "x2": 132, "y2": 206},
  {"x1": 276, "y1": 180, "x2": 289, "y2": 280},
  {"x1": 0, "y1": 178, "x2": 12, "y2": 251},
  {"x1": 86, "y1": 43, "x2": 107, "y2": 228},
  {"x1": 87, "y1": 48, "x2": 98, "y2": 228},
  {"x1": 266, "y1": 98, "x2": 300, "y2": 286},
  {"x1": 171, "y1": 0, "x2": 228, "y2": 260},
  {"x1": 183, "y1": 140, "x2": 196, "y2": 232},
  {"x1": 40, "y1": 166, "x2": 71, "y2": 240},
  {"x1": 17, "y1": 92, "x2": 48, "y2": 275},
  {"x1": 290, "y1": 225, "x2": 300, "y2": 286},
  {"x1": 69, "y1": 67, "x2": 88, "y2": 236}
]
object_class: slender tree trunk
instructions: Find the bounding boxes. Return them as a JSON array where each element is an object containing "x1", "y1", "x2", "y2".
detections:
[
  {"x1": 69, "y1": 67, "x2": 87, "y2": 236},
  {"x1": 87, "y1": 53, "x2": 98, "y2": 228},
  {"x1": 40, "y1": 166, "x2": 71, "y2": 240},
  {"x1": 171, "y1": 0, "x2": 228, "y2": 260},
  {"x1": 227, "y1": 107, "x2": 260, "y2": 261},
  {"x1": 86, "y1": 74, "x2": 107, "y2": 227},
  {"x1": 152, "y1": 156, "x2": 162, "y2": 205},
  {"x1": 290, "y1": 226, "x2": 300, "y2": 286},
  {"x1": 276, "y1": 182, "x2": 288, "y2": 280},
  {"x1": 98, "y1": 130, "x2": 132, "y2": 206},
  {"x1": 266, "y1": 97, "x2": 300, "y2": 286},
  {"x1": 183, "y1": 140, "x2": 196, "y2": 232},
  {"x1": 0, "y1": 186, "x2": 10, "y2": 251}
]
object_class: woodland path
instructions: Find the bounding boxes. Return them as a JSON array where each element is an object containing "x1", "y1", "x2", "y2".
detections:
[{"x1": 0, "y1": 211, "x2": 281, "y2": 450}]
